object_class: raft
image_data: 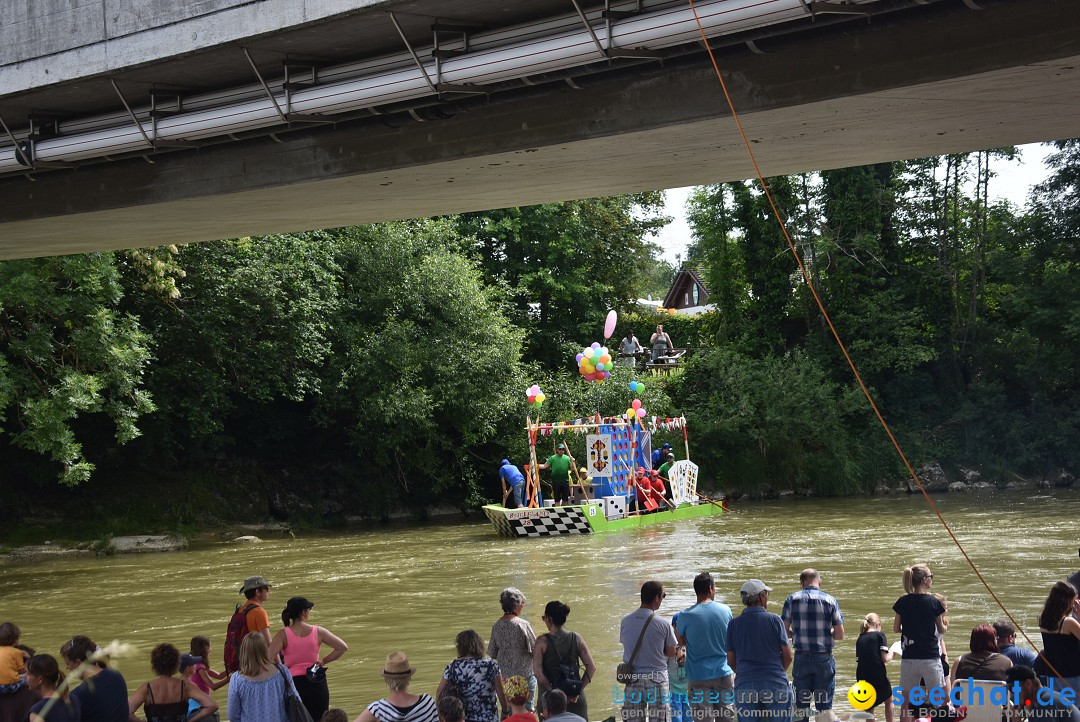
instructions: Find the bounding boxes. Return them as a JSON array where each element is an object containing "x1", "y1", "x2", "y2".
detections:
[
  {"x1": 489, "y1": 410, "x2": 728, "y2": 537},
  {"x1": 483, "y1": 495, "x2": 726, "y2": 538}
]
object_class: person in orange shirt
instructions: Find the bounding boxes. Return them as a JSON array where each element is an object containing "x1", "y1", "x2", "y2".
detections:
[
  {"x1": 648, "y1": 471, "x2": 671, "y2": 509},
  {"x1": 238, "y1": 576, "x2": 273, "y2": 643},
  {"x1": 633, "y1": 468, "x2": 661, "y2": 514}
]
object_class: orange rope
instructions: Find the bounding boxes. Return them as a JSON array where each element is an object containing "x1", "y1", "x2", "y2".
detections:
[{"x1": 684, "y1": 0, "x2": 1067, "y2": 683}]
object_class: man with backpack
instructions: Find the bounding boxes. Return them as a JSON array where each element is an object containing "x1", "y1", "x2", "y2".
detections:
[{"x1": 224, "y1": 576, "x2": 273, "y2": 674}]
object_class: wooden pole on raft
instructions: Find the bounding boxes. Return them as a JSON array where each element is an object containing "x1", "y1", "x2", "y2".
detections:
[
  {"x1": 565, "y1": 447, "x2": 589, "y2": 503},
  {"x1": 682, "y1": 416, "x2": 690, "y2": 461},
  {"x1": 696, "y1": 490, "x2": 729, "y2": 512},
  {"x1": 527, "y1": 416, "x2": 541, "y2": 508}
]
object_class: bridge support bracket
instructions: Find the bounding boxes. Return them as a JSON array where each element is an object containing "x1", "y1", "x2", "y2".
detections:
[
  {"x1": 571, "y1": 0, "x2": 664, "y2": 63},
  {"x1": 801, "y1": 0, "x2": 872, "y2": 18}
]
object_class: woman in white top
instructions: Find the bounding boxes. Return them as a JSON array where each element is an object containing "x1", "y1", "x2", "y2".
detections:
[{"x1": 619, "y1": 331, "x2": 643, "y2": 367}]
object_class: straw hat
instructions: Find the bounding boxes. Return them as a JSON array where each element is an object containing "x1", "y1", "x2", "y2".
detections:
[{"x1": 382, "y1": 651, "x2": 415, "y2": 678}]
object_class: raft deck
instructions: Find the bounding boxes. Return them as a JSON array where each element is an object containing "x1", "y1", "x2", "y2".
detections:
[{"x1": 482, "y1": 499, "x2": 725, "y2": 538}]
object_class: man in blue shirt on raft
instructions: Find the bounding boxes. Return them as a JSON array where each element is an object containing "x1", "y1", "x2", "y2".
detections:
[
  {"x1": 500, "y1": 459, "x2": 527, "y2": 508},
  {"x1": 652, "y1": 443, "x2": 671, "y2": 470}
]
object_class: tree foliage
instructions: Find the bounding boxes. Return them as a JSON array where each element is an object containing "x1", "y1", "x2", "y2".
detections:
[
  {"x1": 0, "y1": 254, "x2": 153, "y2": 485},
  {"x1": 457, "y1": 193, "x2": 669, "y2": 366}
]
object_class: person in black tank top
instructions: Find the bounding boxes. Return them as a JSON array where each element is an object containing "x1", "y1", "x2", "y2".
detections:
[
  {"x1": 1036, "y1": 581, "x2": 1080, "y2": 699},
  {"x1": 534, "y1": 601, "x2": 597, "y2": 721},
  {"x1": 126, "y1": 644, "x2": 218, "y2": 722}
]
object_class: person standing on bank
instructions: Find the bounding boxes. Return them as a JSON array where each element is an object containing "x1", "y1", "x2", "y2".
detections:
[
  {"x1": 537, "y1": 444, "x2": 572, "y2": 507},
  {"x1": 1036, "y1": 581, "x2": 1080, "y2": 700},
  {"x1": 727, "y1": 580, "x2": 793, "y2": 722},
  {"x1": 437, "y1": 629, "x2": 506, "y2": 722},
  {"x1": 620, "y1": 581, "x2": 678, "y2": 722},
  {"x1": 238, "y1": 576, "x2": 274, "y2": 644},
  {"x1": 619, "y1": 330, "x2": 644, "y2": 368},
  {"x1": 675, "y1": 572, "x2": 735, "y2": 722},
  {"x1": 534, "y1": 602, "x2": 596, "y2": 721},
  {"x1": 781, "y1": 569, "x2": 845, "y2": 722},
  {"x1": 650, "y1": 325, "x2": 673, "y2": 364},
  {"x1": 269, "y1": 596, "x2": 349, "y2": 721},
  {"x1": 489, "y1": 589, "x2": 538, "y2": 713},
  {"x1": 25, "y1": 654, "x2": 81, "y2": 722},
  {"x1": 128, "y1": 643, "x2": 219, "y2": 722},
  {"x1": 60, "y1": 635, "x2": 129, "y2": 722},
  {"x1": 892, "y1": 565, "x2": 946, "y2": 722}
]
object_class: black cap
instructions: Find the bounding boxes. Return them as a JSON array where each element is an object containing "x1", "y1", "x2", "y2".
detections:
[{"x1": 285, "y1": 597, "x2": 315, "y2": 617}]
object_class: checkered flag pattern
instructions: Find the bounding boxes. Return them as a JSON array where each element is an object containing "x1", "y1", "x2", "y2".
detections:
[
  {"x1": 668, "y1": 460, "x2": 699, "y2": 506},
  {"x1": 484, "y1": 507, "x2": 516, "y2": 537},
  {"x1": 508, "y1": 506, "x2": 593, "y2": 537}
]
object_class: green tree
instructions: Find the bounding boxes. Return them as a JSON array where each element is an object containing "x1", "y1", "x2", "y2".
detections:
[
  {"x1": 0, "y1": 253, "x2": 154, "y2": 485},
  {"x1": 671, "y1": 347, "x2": 887, "y2": 494},
  {"x1": 316, "y1": 220, "x2": 527, "y2": 513},
  {"x1": 133, "y1": 234, "x2": 340, "y2": 445},
  {"x1": 686, "y1": 184, "x2": 745, "y2": 342},
  {"x1": 457, "y1": 193, "x2": 669, "y2": 366}
]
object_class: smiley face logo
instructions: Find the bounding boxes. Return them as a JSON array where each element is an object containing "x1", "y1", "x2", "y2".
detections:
[{"x1": 848, "y1": 681, "x2": 876, "y2": 711}]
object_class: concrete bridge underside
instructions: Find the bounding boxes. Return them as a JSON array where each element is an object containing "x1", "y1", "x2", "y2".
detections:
[{"x1": 1, "y1": 0, "x2": 1078, "y2": 258}]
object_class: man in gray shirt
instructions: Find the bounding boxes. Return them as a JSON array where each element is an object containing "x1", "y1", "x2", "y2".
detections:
[{"x1": 620, "y1": 580, "x2": 679, "y2": 722}]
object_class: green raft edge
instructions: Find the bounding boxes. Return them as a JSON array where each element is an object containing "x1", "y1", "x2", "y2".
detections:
[{"x1": 482, "y1": 499, "x2": 725, "y2": 535}]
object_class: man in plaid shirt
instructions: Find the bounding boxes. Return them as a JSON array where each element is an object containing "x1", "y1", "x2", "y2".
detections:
[{"x1": 780, "y1": 569, "x2": 845, "y2": 722}]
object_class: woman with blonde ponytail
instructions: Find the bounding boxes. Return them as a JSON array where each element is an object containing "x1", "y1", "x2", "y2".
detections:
[
  {"x1": 892, "y1": 565, "x2": 946, "y2": 722},
  {"x1": 855, "y1": 614, "x2": 894, "y2": 722}
]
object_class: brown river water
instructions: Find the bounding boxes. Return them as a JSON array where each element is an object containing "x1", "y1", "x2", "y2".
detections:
[{"x1": 2, "y1": 490, "x2": 1077, "y2": 720}]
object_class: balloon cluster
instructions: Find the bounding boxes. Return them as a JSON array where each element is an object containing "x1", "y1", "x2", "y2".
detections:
[
  {"x1": 576, "y1": 342, "x2": 611, "y2": 382},
  {"x1": 527, "y1": 384, "x2": 546, "y2": 409},
  {"x1": 629, "y1": 380, "x2": 645, "y2": 393},
  {"x1": 625, "y1": 398, "x2": 647, "y2": 420}
]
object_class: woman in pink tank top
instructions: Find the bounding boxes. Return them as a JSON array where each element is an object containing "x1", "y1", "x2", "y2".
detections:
[{"x1": 268, "y1": 596, "x2": 349, "y2": 721}]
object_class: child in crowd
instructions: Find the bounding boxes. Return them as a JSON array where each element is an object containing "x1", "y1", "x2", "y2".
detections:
[
  {"x1": 182, "y1": 653, "x2": 221, "y2": 722},
  {"x1": 189, "y1": 636, "x2": 229, "y2": 693},
  {"x1": 503, "y1": 675, "x2": 538, "y2": 722},
  {"x1": 437, "y1": 695, "x2": 465, "y2": 722},
  {"x1": 0, "y1": 622, "x2": 29, "y2": 694},
  {"x1": 855, "y1": 613, "x2": 895, "y2": 722},
  {"x1": 321, "y1": 710, "x2": 349, "y2": 722},
  {"x1": 668, "y1": 613, "x2": 690, "y2": 722}
]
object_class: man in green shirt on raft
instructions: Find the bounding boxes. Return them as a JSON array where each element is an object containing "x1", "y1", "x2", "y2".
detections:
[
  {"x1": 538, "y1": 442, "x2": 573, "y2": 506},
  {"x1": 657, "y1": 453, "x2": 676, "y2": 502}
]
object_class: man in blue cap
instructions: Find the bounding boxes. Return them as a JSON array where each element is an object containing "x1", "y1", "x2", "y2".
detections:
[
  {"x1": 500, "y1": 459, "x2": 527, "y2": 508},
  {"x1": 652, "y1": 443, "x2": 672, "y2": 470}
]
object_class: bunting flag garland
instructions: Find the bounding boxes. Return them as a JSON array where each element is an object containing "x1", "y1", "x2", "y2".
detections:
[{"x1": 528, "y1": 415, "x2": 686, "y2": 435}]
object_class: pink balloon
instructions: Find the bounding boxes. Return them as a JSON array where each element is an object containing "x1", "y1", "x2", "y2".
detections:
[
  {"x1": 604, "y1": 309, "x2": 618, "y2": 339},
  {"x1": 636, "y1": 408, "x2": 646, "y2": 417},
  {"x1": 632, "y1": 399, "x2": 642, "y2": 410}
]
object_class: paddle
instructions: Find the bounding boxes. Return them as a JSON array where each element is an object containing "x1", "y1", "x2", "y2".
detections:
[
  {"x1": 696, "y1": 491, "x2": 729, "y2": 511},
  {"x1": 564, "y1": 448, "x2": 592, "y2": 503}
]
